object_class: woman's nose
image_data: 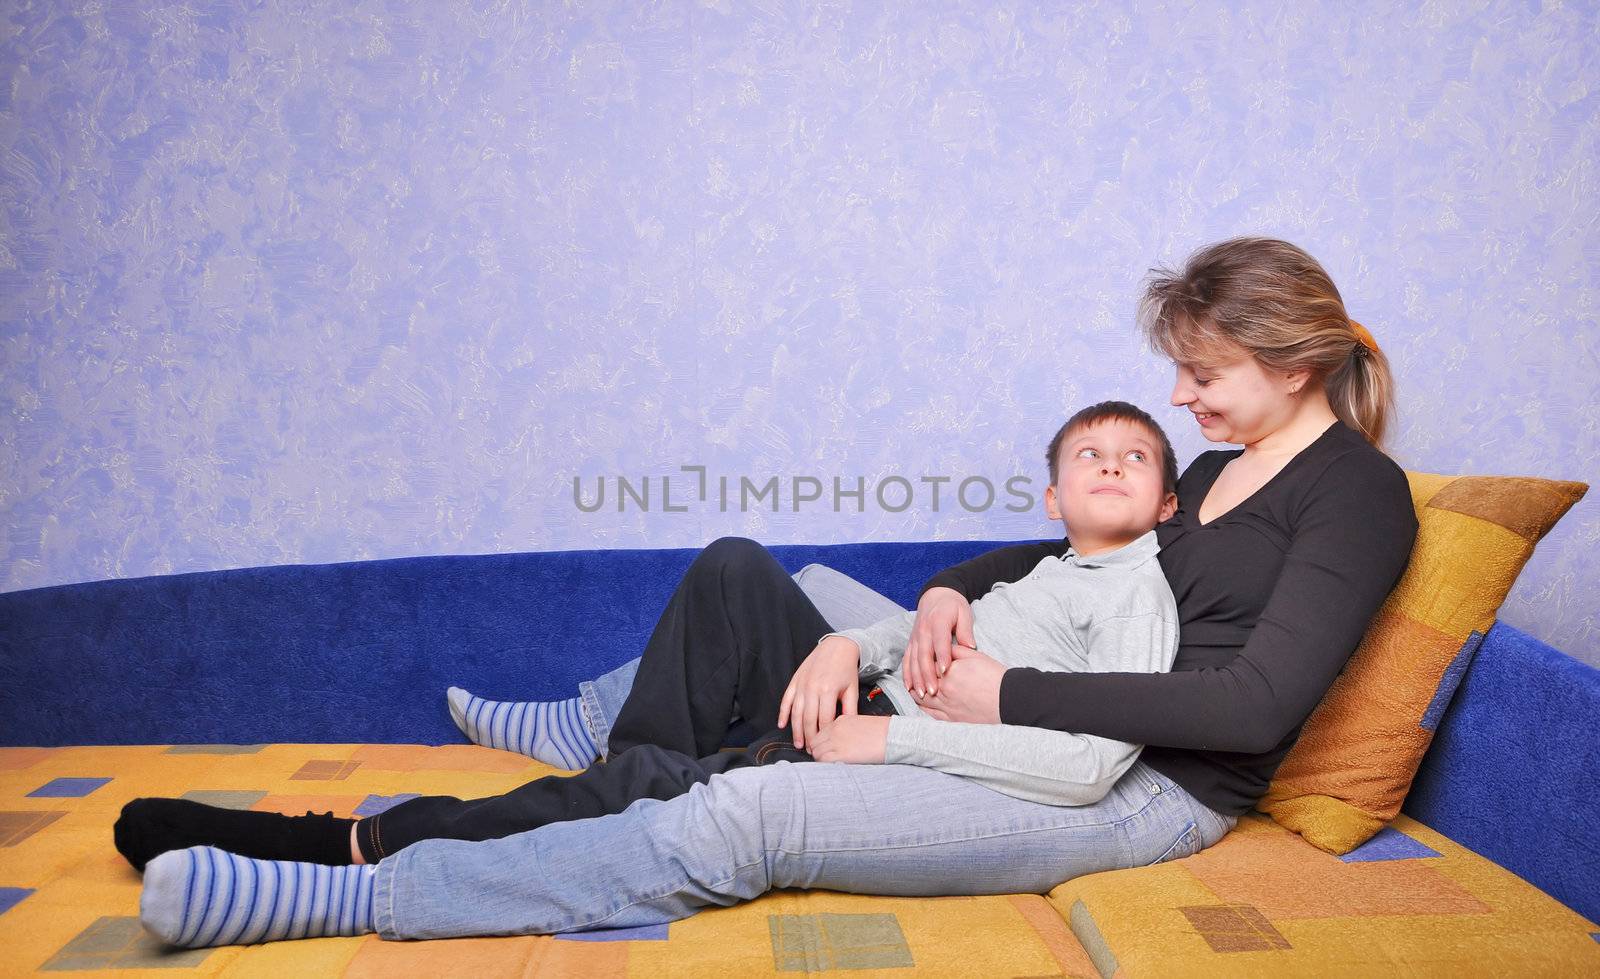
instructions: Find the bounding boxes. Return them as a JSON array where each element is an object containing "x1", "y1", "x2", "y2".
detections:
[{"x1": 1170, "y1": 381, "x2": 1192, "y2": 406}]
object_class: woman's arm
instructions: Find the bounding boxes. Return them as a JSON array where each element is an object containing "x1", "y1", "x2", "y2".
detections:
[
  {"x1": 1000, "y1": 454, "x2": 1417, "y2": 754},
  {"x1": 918, "y1": 541, "x2": 1066, "y2": 604}
]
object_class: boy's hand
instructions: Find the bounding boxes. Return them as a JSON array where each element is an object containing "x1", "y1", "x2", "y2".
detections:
[
  {"x1": 903, "y1": 587, "x2": 976, "y2": 701},
  {"x1": 808, "y1": 715, "x2": 890, "y2": 764},
  {"x1": 918, "y1": 643, "x2": 1004, "y2": 724},
  {"x1": 779, "y1": 636, "x2": 861, "y2": 750}
]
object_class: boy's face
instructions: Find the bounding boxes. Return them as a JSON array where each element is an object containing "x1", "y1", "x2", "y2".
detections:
[{"x1": 1045, "y1": 418, "x2": 1179, "y2": 552}]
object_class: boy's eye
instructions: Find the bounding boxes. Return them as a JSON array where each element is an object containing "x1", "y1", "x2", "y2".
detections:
[
  {"x1": 1075, "y1": 448, "x2": 1099, "y2": 459},
  {"x1": 1126, "y1": 450, "x2": 1147, "y2": 463}
]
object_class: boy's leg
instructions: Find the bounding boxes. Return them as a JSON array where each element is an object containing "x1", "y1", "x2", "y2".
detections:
[
  {"x1": 355, "y1": 740, "x2": 768, "y2": 861},
  {"x1": 604, "y1": 536, "x2": 835, "y2": 758},
  {"x1": 114, "y1": 799, "x2": 354, "y2": 872},
  {"x1": 393, "y1": 551, "x2": 897, "y2": 850},
  {"x1": 118, "y1": 739, "x2": 768, "y2": 869},
  {"x1": 790, "y1": 562, "x2": 909, "y2": 635},
  {"x1": 474, "y1": 560, "x2": 905, "y2": 761},
  {"x1": 120, "y1": 550, "x2": 898, "y2": 871}
]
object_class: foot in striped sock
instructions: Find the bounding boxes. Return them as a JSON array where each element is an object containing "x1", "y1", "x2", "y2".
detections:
[
  {"x1": 446, "y1": 686, "x2": 599, "y2": 770},
  {"x1": 140, "y1": 846, "x2": 375, "y2": 948}
]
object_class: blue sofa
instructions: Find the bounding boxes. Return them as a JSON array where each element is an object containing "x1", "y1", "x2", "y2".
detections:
[{"x1": 2, "y1": 539, "x2": 1597, "y2": 960}]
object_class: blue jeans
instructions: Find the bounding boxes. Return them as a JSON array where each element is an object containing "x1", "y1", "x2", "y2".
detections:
[{"x1": 369, "y1": 563, "x2": 1236, "y2": 939}]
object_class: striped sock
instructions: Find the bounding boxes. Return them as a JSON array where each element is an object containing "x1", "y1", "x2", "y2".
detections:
[
  {"x1": 140, "y1": 846, "x2": 375, "y2": 948},
  {"x1": 446, "y1": 686, "x2": 599, "y2": 770}
]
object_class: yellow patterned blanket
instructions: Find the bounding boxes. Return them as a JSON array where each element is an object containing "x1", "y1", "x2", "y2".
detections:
[{"x1": 2, "y1": 744, "x2": 1595, "y2": 976}]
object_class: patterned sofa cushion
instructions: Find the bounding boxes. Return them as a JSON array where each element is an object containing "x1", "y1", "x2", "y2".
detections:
[{"x1": 1047, "y1": 810, "x2": 1600, "y2": 977}]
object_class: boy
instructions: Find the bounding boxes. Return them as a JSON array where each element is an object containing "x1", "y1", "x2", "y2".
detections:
[{"x1": 780, "y1": 398, "x2": 1181, "y2": 805}]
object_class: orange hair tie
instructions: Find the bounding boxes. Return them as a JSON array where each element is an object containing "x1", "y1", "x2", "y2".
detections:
[{"x1": 1349, "y1": 320, "x2": 1379, "y2": 355}]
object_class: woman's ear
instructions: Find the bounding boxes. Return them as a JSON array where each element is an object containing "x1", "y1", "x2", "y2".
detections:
[{"x1": 1284, "y1": 366, "x2": 1311, "y2": 394}]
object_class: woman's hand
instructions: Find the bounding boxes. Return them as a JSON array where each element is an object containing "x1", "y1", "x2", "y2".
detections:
[
  {"x1": 808, "y1": 715, "x2": 890, "y2": 764},
  {"x1": 918, "y1": 643, "x2": 1005, "y2": 724},
  {"x1": 902, "y1": 586, "x2": 976, "y2": 701},
  {"x1": 778, "y1": 636, "x2": 861, "y2": 750}
]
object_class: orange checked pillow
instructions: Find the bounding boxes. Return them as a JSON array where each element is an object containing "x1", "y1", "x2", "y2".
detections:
[{"x1": 1257, "y1": 470, "x2": 1587, "y2": 854}]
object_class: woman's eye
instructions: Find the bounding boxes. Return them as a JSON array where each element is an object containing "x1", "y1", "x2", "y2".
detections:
[{"x1": 1195, "y1": 377, "x2": 1214, "y2": 387}]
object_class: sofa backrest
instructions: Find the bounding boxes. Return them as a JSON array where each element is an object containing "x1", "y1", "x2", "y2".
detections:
[{"x1": 0, "y1": 540, "x2": 1010, "y2": 746}]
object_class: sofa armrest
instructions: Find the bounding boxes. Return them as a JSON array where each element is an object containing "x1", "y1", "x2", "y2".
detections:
[{"x1": 1404, "y1": 620, "x2": 1600, "y2": 924}]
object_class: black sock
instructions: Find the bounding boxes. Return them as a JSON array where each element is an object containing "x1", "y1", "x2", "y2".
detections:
[{"x1": 113, "y1": 797, "x2": 356, "y2": 872}]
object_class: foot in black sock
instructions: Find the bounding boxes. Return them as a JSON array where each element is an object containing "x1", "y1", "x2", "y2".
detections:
[{"x1": 114, "y1": 797, "x2": 356, "y2": 873}]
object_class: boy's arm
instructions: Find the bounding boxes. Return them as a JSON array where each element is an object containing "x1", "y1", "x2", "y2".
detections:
[
  {"x1": 885, "y1": 719, "x2": 1143, "y2": 805},
  {"x1": 820, "y1": 609, "x2": 917, "y2": 676},
  {"x1": 884, "y1": 605, "x2": 1180, "y2": 806}
]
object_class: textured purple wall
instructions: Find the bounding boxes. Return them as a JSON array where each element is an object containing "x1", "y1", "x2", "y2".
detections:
[{"x1": 2, "y1": 2, "x2": 1595, "y2": 663}]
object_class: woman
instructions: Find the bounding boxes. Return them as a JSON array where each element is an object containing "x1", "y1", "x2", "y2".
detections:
[{"x1": 134, "y1": 237, "x2": 1418, "y2": 946}]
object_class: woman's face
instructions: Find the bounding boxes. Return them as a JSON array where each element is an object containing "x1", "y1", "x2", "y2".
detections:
[{"x1": 1169, "y1": 349, "x2": 1300, "y2": 446}]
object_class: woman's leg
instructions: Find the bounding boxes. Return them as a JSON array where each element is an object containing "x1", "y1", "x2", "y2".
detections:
[
  {"x1": 357, "y1": 740, "x2": 764, "y2": 861},
  {"x1": 581, "y1": 557, "x2": 907, "y2": 757},
  {"x1": 367, "y1": 760, "x2": 1234, "y2": 941}
]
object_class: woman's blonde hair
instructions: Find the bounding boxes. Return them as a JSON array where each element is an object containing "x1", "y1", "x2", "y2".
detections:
[{"x1": 1137, "y1": 237, "x2": 1396, "y2": 447}]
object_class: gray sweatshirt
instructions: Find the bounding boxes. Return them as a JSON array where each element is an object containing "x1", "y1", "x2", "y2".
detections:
[{"x1": 820, "y1": 530, "x2": 1178, "y2": 807}]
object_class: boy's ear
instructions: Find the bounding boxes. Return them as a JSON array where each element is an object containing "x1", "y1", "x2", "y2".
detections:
[
  {"x1": 1158, "y1": 492, "x2": 1178, "y2": 523},
  {"x1": 1045, "y1": 484, "x2": 1060, "y2": 520}
]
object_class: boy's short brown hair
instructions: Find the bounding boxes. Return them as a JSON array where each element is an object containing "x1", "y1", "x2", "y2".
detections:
[{"x1": 1045, "y1": 401, "x2": 1179, "y2": 497}]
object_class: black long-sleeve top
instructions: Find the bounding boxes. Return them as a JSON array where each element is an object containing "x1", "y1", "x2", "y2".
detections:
[{"x1": 921, "y1": 420, "x2": 1418, "y2": 815}]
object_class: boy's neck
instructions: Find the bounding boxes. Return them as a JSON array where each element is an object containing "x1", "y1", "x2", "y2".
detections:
[{"x1": 1070, "y1": 530, "x2": 1149, "y2": 557}]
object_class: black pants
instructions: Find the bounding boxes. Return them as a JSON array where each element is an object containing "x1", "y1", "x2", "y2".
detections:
[{"x1": 359, "y1": 536, "x2": 866, "y2": 862}]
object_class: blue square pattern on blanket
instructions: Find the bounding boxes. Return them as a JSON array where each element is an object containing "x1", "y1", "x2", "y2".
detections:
[
  {"x1": 0, "y1": 888, "x2": 34, "y2": 916},
  {"x1": 26, "y1": 777, "x2": 112, "y2": 798}
]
